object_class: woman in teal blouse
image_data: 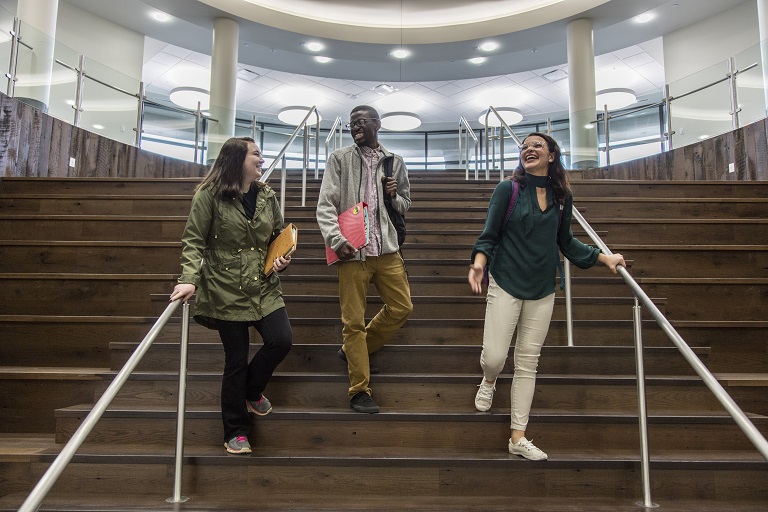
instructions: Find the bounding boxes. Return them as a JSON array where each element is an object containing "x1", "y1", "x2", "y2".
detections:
[{"x1": 468, "y1": 132, "x2": 625, "y2": 460}]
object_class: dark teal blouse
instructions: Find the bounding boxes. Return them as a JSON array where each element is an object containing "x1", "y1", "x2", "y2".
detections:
[{"x1": 471, "y1": 173, "x2": 600, "y2": 300}]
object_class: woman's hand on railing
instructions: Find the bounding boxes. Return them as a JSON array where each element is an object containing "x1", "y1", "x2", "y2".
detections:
[
  {"x1": 272, "y1": 255, "x2": 292, "y2": 273},
  {"x1": 598, "y1": 252, "x2": 626, "y2": 274},
  {"x1": 170, "y1": 283, "x2": 196, "y2": 302}
]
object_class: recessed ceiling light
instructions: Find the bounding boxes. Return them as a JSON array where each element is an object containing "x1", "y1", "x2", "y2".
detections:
[
  {"x1": 380, "y1": 112, "x2": 421, "y2": 131},
  {"x1": 304, "y1": 41, "x2": 324, "y2": 52},
  {"x1": 92, "y1": 124, "x2": 105, "y2": 130},
  {"x1": 169, "y1": 87, "x2": 210, "y2": 110},
  {"x1": 314, "y1": 56, "x2": 332, "y2": 64},
  {"x1": 278, "y1": 106, "x2": 322, "y2": 125},
  {"x1": 391, "y1": 48, "x2": 410, "y2": 59},
  {"x1": 151, "y1": 12, "x2": 171, "y2": 23},
  {"x1": 634, "y1": 13, "x2": 654, "y2": 23},
  {"x1": 478, "y1": 41, "x2": 499, "y2": 52},
  {"x1": 479, "y1": 107, "x2": 523, "y2": 127},
  {"x1": 65, "y1": 99, "x2": 75, "y2": 106},
  {"x1": 469, "y1": 57, "x2": 486, "y2": 65},
  {"x1": 698, "y1": 134, "x2": 709, "y2": 140}
]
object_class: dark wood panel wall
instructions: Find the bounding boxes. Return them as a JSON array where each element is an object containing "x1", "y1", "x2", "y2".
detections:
[
  {"x1": 584, "y1": 117, "x2": 768, "y2": 181},
  {"x1": 0, "y1": 93, "x2": 207, "y2": 178}
]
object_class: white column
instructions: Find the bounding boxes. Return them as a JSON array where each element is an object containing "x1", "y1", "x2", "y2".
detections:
[
  {"x1": 16, "y1": 0, "x2": 59, "y2": 112},
  {"x1": 757, "y1": 0, "x2": 768, "y2": 117},
  {"x1": 566, "y1": 18, "x2": 598, "y2": 169},
  {"x1": 208, "y1": 17, "x2": 239, "y2": 162}
]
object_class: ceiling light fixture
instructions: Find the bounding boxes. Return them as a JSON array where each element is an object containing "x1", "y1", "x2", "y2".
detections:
[
  {"x1": 151, "y1": 12, "x2": 171, "y2": 23},
  {"x1": 469, "y1": 57, "x2": 486, "y2": 65},
  {"x1": 314, "y1": 56, "x2": 332, "y2": 64},
  {"x1": 478, "y1": 41, "x2": 499, "y2": 52},
  {"x1": 92, "y1": 124, "x2": 105, "y2": 130},
  {"x1": 169, "y1": 86, "x2": 210, "y2": 110},
  {"x1": 277, "y1": 106, "x2": 322, "y2": 125},
  {"x1": 634, "y1": 13, "x2": 655, "y2": 23},
  {"x1": 380, "y1": 112, "x2": 421, "y2": 131},
  {"x1": 596, "y1": 88, "x2": 637, "y2": 110},
  {"x1": 303, "y1": 41, "x2": 324, "y2": 52},
  {"x1": 391, "y1": 48, "x2": 410, "y2": 59},
  {"x1": 479, "y1": 107, "x2": 523, "y2": 127}
]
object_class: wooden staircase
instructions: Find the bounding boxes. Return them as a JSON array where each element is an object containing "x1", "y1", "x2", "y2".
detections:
[{"x1": 0, "y1": 172, "x2": 767, "y2": 511}]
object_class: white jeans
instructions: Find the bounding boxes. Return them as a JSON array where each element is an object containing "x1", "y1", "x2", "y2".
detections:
[{"x1": 480, "y1": 276, "x2": 555, "y2": 431}]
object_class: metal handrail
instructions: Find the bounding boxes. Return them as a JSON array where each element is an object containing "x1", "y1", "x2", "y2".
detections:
[
  {"x1": 569, "y1": 206, "x2": 768, "y2": 505},
  {"x1": 19, "y1": 300, "x2": 192, "y2": 512},
  {"x1": 484, "y1": 106, "x2": 523, "y2": 181},
  {"x1": 324, "y1": 116, "x2": 343, "y2": 179},
  {"x1": 458, "y1": 116, "x2": 479, "y2": 180},
  {"x1": 260, "y1": 106, "x2": 320, "y2": 217}
]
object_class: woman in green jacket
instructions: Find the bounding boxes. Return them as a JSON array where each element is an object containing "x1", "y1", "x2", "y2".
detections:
[
  {"x1": 468, "y1": 132, "x2": 624, "y2": 461},
  {"x1": 170, "y1": 137, "x2": 293, "y2": 455}
]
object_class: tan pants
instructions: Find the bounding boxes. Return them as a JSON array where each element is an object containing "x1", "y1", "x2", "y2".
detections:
[
  {"x1": 338, "y1": 252, "x2": 413, "y2": 398},
  {"x1": 480, "y1": 276, "x2": 555, "y2": 431}
]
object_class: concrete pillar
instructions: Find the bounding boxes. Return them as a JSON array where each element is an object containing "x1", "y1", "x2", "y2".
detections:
[
  {"x1": 566, "y1": 18, "x2": 599, "y2": 169},
  {"x1": 15, "y1": 0, "x2": 59, "y2": 112},
  {"x1": 208, "y1": 17, "x2": 239, "y2": 162},
  {"x1": 757, "y1": 0, "x2": 768, "y2": 117}
]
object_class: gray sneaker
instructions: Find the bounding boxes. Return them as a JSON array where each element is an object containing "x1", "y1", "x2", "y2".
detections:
[
  {"x1": 509, "y1": 437, "x2": 548, "y2": 461},
  {"x1": 474, "y1": 378, "x2": 496, "y2": 412},
  {"x1": 246, "y1": 395, "x2": 272, "y2": 416},
  {"x1": 225, "y1": 436, "x2": 252, "y2": 454}
]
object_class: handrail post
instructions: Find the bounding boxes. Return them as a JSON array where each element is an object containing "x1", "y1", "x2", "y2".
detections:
[
  {"x1": 458, "y1": 122, "x2": 465, "y2": 179},
  {"x1": 632, "y1": 297, "x2": 656, "y2": 509},
  {"x1": 5, "y1": 17, "x2": 21, "y2": 96},
  {"x1": 499, "y1": 125, "x2": 505, "y2": 181},
  {"x1": 194, "y1": 101, "x2": 202, "y2": 165},
  {"x1": 18, "y1": 301, "x2": 182, "y2": 512},
  {"x1": 564, "y1": 259, "x2": 573, "y2": 347},
  {"x1": 73, "y1": 54, "x2": 86, "y2": 127},
  {"x1": 302, "y1": 123, "x2": 309, "y2": 207},
  {"x1": 167, "y1": 302, "x2": 191, "y2": 504},
  {"x1": 603, "y1": 105, "x2": 611, "y2": 167},
  {"x1": 728, "y1": 56, "x2": 741, "y2": 130},
  {"x1": 280, "y1": 155, "x2": 287, "y2": 219},
  {"x1": 664, "y1": 84, "x2": 674, "y2": 151},
  {"x1": 314, "y1": 115, "x2": 320, "y2": 180},
  {"x1": 135, "y1": 81, "x2": 145, "y2": 148}
]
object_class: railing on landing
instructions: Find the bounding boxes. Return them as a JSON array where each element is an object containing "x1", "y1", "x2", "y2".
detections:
[
  {"x1": 458, "y1": 116, "x2": 479, "y2": 180},
  {"x1": 568, "y1": 205, "x2": 768, "y2": 508},
  {"x1": 18, "y1": 301, "x2": 193, "y2": 512},
  {"x1": 259, "y1": 106, "x2": 321, "y2": 217}
]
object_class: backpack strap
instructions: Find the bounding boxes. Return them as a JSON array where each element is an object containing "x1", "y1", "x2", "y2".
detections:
[{"x1": 501, "y1": 179, "x2": 520, "y2": 233}]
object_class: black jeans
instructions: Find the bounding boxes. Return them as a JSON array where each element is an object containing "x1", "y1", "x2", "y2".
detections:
[{"x1": 216, "y1": 308, "x2": 292, "y2": 442}]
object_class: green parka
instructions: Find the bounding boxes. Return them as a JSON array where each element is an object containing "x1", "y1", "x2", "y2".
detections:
[{"x1": 177, "y1": 183, "x2": 286, "y2": 328}]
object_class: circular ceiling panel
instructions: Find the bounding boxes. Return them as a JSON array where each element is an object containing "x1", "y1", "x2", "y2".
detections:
[{"x1": 199, "y1": 0, "x2": 611, "y2": 43}]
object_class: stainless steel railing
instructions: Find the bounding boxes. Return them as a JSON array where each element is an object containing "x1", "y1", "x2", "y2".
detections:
[
  {"x1": 483, "y1": 106, "x2": 523, "y2": 181},
  {"x1": 458, "y1": 116, "x2": 479, "y2": 180},
  {"x1": 19, "y1": 301, "x2": 192, "y2": 512},
  {"x1": 324, "y1": 116, "x2": 343, "y2": 178},
  {"x1": 569, "y1": 206, "x2": 768, "y2": 507},
  {"x1": 260, "y1": 106, "x2": 320, "y2": 217}
]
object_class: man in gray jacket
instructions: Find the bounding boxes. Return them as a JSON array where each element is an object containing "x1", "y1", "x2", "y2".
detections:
[{"x1": 316, "y1": 105, "x2": 413, "y2": 413}]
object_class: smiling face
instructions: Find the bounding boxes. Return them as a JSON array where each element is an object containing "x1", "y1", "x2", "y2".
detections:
[
  {"x1": 241, "y1": 142, "x2": 264, "y2": 189},
  {"x1": 519, "y1": 135, "x2": 554, "y2": 176},
  {"x1": 349, "y1": 109, "x2": 381, "y2": 149}
]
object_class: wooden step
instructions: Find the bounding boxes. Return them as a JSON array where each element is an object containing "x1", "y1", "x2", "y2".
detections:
[
  {"x1": 53, "y1": 405, "x2": 768, "y2": 452},
  {"x1": 1, "y1": 436, "x2": 765, "y2": 506},
  {"x1": 99, "y1": 372, "x2": 736, "y2": 414},
  {"x1": 108, "y1": 343, "x2": 708, "y2": 376}
]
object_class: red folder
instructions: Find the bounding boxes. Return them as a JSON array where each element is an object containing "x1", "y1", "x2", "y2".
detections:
[{"x1": 325, "y1": 202, "x2": 370, "y2": 264}]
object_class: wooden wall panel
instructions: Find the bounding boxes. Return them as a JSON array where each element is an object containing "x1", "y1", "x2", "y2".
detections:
[
  {"x1": 584, "y1": 117, "x2": 768, "y2": 181},
  {"x1": 0, "y1": 93, "x2": 206, "y2": 179}
]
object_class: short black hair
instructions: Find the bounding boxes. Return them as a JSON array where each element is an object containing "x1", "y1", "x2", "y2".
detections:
[{"x1": 351, "y1": 105, "x2": 379, "y2": 119}]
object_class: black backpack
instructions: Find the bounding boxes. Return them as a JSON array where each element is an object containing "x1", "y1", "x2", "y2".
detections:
[{"x1": 383, "y1": 157, "x2": 406, "y2": 247}]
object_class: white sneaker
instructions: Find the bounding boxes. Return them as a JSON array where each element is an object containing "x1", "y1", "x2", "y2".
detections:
[
  {"x1": 474, "y1": 378, "x2": 495, "y2": 411},
  {"x1": 509, "y1": 437, "x2": 548, "y2": 461}
]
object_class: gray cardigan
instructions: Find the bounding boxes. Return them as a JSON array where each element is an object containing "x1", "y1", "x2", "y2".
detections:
[{"x1": 316, "y1": 144, "x2": 410, "y2": 259}]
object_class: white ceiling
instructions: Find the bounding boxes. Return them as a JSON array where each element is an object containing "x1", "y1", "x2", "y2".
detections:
[{"x1": 60, "y1": 0, "x2": 748, "y2": 130}]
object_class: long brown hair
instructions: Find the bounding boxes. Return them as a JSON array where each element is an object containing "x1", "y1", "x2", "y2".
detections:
[
  {"x1": 512, "y1": 132, "x2": 571, "y2": 205},
  {"x1": 197, "y1": 137, "x2": 264, "y2": 200}
]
